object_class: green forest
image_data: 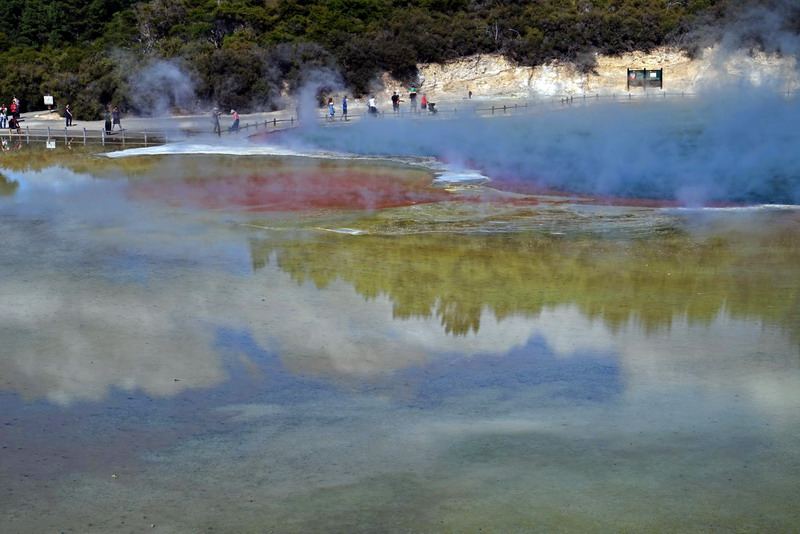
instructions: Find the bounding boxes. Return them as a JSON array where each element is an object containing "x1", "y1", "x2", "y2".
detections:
[{"x1": 0, "y1": 0, "x2": 796, "y2": 118}]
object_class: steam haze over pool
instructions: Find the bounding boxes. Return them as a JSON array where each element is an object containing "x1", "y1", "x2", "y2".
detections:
[{"x1": 262, "y1": 90, "x2": 800, "y2": 206}]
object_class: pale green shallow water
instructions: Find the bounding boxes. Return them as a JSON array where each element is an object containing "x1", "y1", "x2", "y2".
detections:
[{"x1": 1, "y1": 148, "x2": 799, "y2": 533}]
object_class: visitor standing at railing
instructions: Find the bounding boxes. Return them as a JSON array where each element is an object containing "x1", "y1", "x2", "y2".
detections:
[
  {"x1": 8, "y1": 115, "x2": 20, "y2": 133},
  {"x1": 0, "y1": 105, "x2": 7, "y2": 128}
]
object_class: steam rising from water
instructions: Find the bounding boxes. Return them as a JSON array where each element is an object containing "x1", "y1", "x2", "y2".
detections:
[
  {"x1": 265, "y1": 91, "x2": 800, "y2": 206},
  {"x1": 691, "y1": 0, "x2": 800, "y2": 61},
  {"x1": 128, "y1": 60, "x2": 196, "y2": 116}
]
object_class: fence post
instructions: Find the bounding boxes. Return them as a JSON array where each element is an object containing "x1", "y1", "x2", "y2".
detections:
[
  {"x1": 122, "y1": 129, "x2": 125, "y2": 145},
  {"x1": 83, "y1": 128, "x2": 86, "y2": 145},
  {"x1": 503, "y1": 105, "x2": 506, "y2": 113},
  {"x1": 47, "y1": 126, "x2": 51, "y2": 138},
  {"x1": 491, "y1": 106, "x2": 495, "y2": 115},
  {"x1": 144, "y1": 131, "x2": 147, "y2": 145},
  {"x1": 26, "y1": 126, "x2": 29, "y2": 142},
  {"x1": 101, "y1": 128, "x2": 105, "y2": 146},
  {"x1": 291, "y1": 117, "x2": 294, "y2": 125}
]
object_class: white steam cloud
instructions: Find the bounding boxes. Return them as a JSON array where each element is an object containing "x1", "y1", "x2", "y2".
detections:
[
  {"x1": 270, "y1": 85, "x2": 800, "y2": 206},
  {"x1": 128, "y1": 59, "x2": 197, "y2": 116},
  {"x1": 294, "y1": 68, "x2": 344, "y2": 123}
]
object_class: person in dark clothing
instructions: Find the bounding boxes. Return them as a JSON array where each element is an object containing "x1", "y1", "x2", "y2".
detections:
[
  {"x1": 65, "y1": 104, "x2": 73, "y2": 127},
  {"x1": 212, "y1": 108, "x2": 221, "y2": 134},
  {"x1": 112, "y1": 107, "x2": 122, "y2": 130},
  {"x1": 104, "y1": 108, "x2": 112, "y2": 134}
]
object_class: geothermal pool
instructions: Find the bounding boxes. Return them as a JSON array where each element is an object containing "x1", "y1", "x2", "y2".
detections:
[{"x1": 2, "y1": 97, "x2": 800, "y2": 532}]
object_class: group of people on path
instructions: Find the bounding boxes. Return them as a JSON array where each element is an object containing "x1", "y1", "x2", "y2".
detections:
[
  {"x1": 103, "y1": 107, "x2": 123, "y2": 133},
  {"x1": 2, "y1": 97, "x2": 22, "y2": 132},
  {"x1": 366, "y1": 85, "x2": 434, "y2": 117},
  {"x1": 63, "y1": 104, "x2": 123, "y2": 132},
  {"x1": 212, "y1": 108, "x2": 239, "y2": 133}
]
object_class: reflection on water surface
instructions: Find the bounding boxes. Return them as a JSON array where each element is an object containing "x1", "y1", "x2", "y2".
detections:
[{"x1": 1, "y1": 150, "x2": 798, "y2": 532}]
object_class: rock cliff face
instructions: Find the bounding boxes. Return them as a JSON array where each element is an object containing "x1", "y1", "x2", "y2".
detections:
[{"x1": 378, "y1": 47, "x2": 799, "y2": 101}]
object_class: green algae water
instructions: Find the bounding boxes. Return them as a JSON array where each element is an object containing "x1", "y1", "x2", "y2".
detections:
[{"x1": 1, "y1": 144, "x2": 799, "y2": 533}]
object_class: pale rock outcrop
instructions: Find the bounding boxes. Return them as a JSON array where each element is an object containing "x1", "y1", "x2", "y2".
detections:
[{"x1": 376, "y1": 46, "x2": 798, "y2": 102}]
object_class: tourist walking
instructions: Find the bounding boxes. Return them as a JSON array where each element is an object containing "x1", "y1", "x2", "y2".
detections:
[
  {"x1": 228, "y1": 109, "x2": 240, "y2": 132},
  {"x1": 327, "y1": 99, "x2": 335, "y2": 121},
  {"x1": 368, "y1": 95, "x2": 378, "y2": 116},
  {"x1": 112, "y1": 107, "x2": 122, "y2": 130},
  {"x1": 409, "y1": 85, "x2": 417, "y2": 110},
  {"x1": 65, "y1": 104, "x2": 73, "y2": 127},
  {"x1": 341, "y1": 96, "x2": 348, "y2": 121}
]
